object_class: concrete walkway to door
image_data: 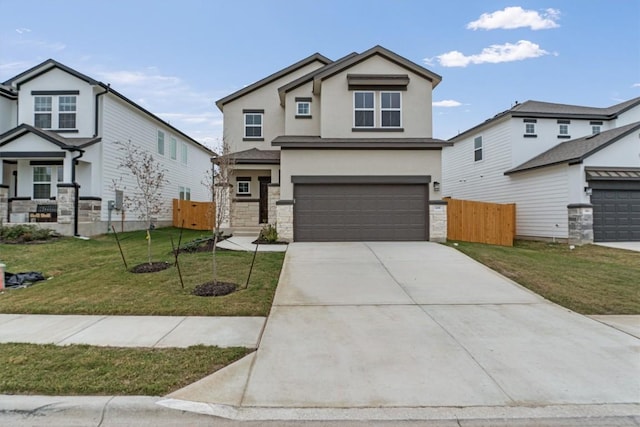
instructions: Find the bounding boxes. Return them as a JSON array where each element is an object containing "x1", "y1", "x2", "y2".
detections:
[{"x1": 161, "y1": 242, "x2": 640, "y2": 422}]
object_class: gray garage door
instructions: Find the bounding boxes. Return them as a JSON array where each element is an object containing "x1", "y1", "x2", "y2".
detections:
[
  {"x1": 592, "y1": 188, "x2": 640, "y2": 241},
  {"x1": 294, "y1": 184, "x2": 428, "y2": 241}
]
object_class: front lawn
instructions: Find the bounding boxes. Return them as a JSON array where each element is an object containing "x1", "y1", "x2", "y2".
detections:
[
  {"x1": 0, "y1": 228, "x2": 285, "y2": 316},
  {"x1": 448, "y1": 240, "x2": 640, "y2": 315},
  {"x1": 0, "y1": 343, "x2": 251, "y2": 395}
]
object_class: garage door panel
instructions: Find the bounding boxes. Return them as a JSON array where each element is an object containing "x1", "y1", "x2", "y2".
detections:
[
  {"x1": 592, "y1": 187, "x2": 640, "y2": 242},
  {"x1": 294, "y1": 184, "x2": 428, "y2": 242}
]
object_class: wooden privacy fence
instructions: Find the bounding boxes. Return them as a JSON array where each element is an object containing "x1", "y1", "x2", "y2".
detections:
[
  {"x1": 446, "y1": 198, "x2": 516, "y2": 246},
  {"x1": 172, "y1": 199, "x2": 215, "y2": 231}
]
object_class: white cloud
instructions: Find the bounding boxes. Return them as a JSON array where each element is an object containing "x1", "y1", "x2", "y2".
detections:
[
  {"x1": 633, "y1": 83, "x2": 640, "y2": 88},
  {"x1": 433, "y1": 40, "x2": 550, "y2": 67},
  {"x1": 467, "y1": 7, "x2": 560, "y2": 31},
  {"x1": 15, "y1": 28, "x2": 31, "y2": 34},
  {"x1": 433, "y1": 100, "x2": 463, "y2": 107}
]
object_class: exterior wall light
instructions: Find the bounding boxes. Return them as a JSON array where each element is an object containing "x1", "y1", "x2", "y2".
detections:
[
  {"x1": 433, "y1": 181, "x2": 440, "y2": 192},
  {"x1": 584, "y1": 186, "x2": 592, "y2": 196}
]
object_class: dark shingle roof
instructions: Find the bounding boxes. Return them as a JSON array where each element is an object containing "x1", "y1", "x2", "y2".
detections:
[
  {"x1": 226, "y1": 148, "x2": 280, "y2": 164},
  {"x1": 505, "y1": 121, "x2": 640, "y2": 175},
  {"x1": 450, "y1": 97, "x2": 640, "y2": 142}
]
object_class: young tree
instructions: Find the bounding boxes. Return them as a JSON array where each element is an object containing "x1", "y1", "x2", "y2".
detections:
[
  {"x1": 203, "y1": 139, "x2": 234, "y2": 284},
  {"x1": 114, "y1": 139, "x2": 168, "y2": 264}
]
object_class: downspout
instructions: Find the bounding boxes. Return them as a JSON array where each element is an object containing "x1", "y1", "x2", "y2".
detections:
[
  {"x1": 94, "y1": 84, "x2": 109, "y2": 137},
  {"x1": 69, "y1": 148, "x2": 85, "y2": 237}
]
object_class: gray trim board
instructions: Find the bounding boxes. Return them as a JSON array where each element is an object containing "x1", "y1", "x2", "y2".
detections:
[
  {"x1": 567, "y1": 203, "x2": 593, "y2": 209},
  {"x1": 243, "y1": 138, "x2": 265, "y2": 142},
  {"x1": 1, "y1": 151, "x2": 65, "y2": 158},
  {"x1": 291, "y1": 175, "x2": 431, "y2": 184},
  {"x1": 233, "y1": 198, "x2": 259, "y2": 203},
  {"x1": 352, "y1": 128, "x2": 404, "y2": 132},
  {"x1": 243, "y1": 109, "x2": 264, "y2": 113},
  {"x1": 295, "y1": 115, "x2": 313, "y2": 119},
  {"x1": 429, "y1": 200, "x2": 448, "y2": 205},
  {"x1": 276, "y1": 200, "x2": 294, "y2": 205},
  {"x1": 31, "y1": 90, "x2": 80, "y2": 95},
  {"x1": 295, "y1": 97, "x2": 312, "y2": 102}
]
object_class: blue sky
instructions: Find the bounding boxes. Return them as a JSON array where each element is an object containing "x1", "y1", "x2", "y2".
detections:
[{"x1": 1, "y1": 0, "x2": 638, "y2": 148}]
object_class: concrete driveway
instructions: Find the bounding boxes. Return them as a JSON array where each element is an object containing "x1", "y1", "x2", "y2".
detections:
[{"x1": 162, "y1": 242, "x2": 640, "y2": 421}]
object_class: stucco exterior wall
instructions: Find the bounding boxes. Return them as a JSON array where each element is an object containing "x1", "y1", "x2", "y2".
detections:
[
  {"x1": 221, "y1": 61, "x2": 326, "y2": 152},
  {"x1": 279, "y1": 149, "x2": 442, "y2": 200},
  {"x1": 283, "y1": 82, "x2": 320, "y2": 135},
  {"x1": 319, "y1": 55, "x2": 434, "y2": 138},
  {"x1": 0, "y1": 96, "x2": 16, "y2": 134}
]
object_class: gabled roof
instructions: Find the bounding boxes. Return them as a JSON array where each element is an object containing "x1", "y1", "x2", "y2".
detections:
[
  {"x1": 215, "y1": 53, "x2": 332, "y2": 111},
  {"x1": 450, "y1": 97, "x2": 640, "y2": 142},
  {"x1": 2, "y1": 59, "x2": 214, "y2": 155},
  {"x1": 0, "y1": 123, "x2": 101, "y2": 150},
  {"x1": 505, "y1": 121, "x2": 640, "y2": 175},
  {"x1": 311, "y1": 45, "x2": 442, "y2": 94},
  {"x1": 277, "y1": 52, "x2": 359, "y2": 105}
]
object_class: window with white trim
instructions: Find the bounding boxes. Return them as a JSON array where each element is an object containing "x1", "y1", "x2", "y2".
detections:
[
  {"x1": 236, "y1": 179, "x2": 250, "y2": 195},
  {"x1": 58, "y1": 96, "x2": 77, "y2": 128},
  {"x1": 33, "y1": 166, "x2": 62, "y2": 199},
  {"x1": 180, "y1": 142, "x2": 188, "y2": 164},
  {"x1": 354, "y1": 91, "x2": 375, "y2": 128},
  {"x1": 34, "y1": 96, "x2": 53, "y2": 128},
  {"x1": 380, "y1": 92, "x2": 401, "y2": 127},
  {"x1": 559, "y1": 124, "x2": 569, "y2": 135},
  {"x1": 592, "y1": 125, "x2": 601, "y2": 134},
  {"x1": 296, "y1": 101, "x2": 310, "y2": 116},
  {"x1": 244, "y1": 113, "x2": 263, "y2": 138},
  {"x1": 170, "y1": 137, "x2": 177, "y2": 160},
  {"x1": 525, "y1": 123, "x2": 536, "y2": 135},
  {"x1": 178, "y1": 186, "x2": 191, "y2": 200},
  {"x1": 157, "y1": 130, "x2": 165, "y2": 155},
  {"x1": 474, "y1": 136, "x2": 483, "y2": 162}
]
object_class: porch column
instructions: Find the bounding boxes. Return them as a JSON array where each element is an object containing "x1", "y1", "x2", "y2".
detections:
[
  {"x1": 57, "y1": 183, "x2": 77, "y2": 225},
  {"x1": 429, "y1": 200, "x2": 448, "y2": 242},
  {"x1": 0, "y1": 185, "x2": 8, "y2": 224},
  {"x1": 63, "y1": 154, "x2": 73, "y2": 183},
  {"x1": 567, "y1": 203, "x2": 594, "y2": 246},
  {"x1": 275, "y1": 200, "x2": 293, "y2": 241}
]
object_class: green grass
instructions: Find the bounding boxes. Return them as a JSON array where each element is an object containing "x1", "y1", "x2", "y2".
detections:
[
  {"x1": 447, "y1": 240, "x2": 640, "y2": 315},
  {"x1": 0, "y1": 343, "x2": 251, "y2": 395},
  {"x1": 0, "y1": 228, "x2": 285, "y2": 316}
]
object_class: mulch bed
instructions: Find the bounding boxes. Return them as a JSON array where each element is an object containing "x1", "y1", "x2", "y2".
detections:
[
  {"x1": 129, "y1": 262, "x2": 171, "y2": 273},
  {"x1": 192, "y1": 281, "x2": 238, "y2": 297},
  {"x1": 251, "y1": 239, "x2": 289, "y2": 245}
]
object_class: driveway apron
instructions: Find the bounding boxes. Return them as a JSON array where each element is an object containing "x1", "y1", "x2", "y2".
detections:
[{"x1": 165, "y1": 242, "x2": 639, "y2": 415}]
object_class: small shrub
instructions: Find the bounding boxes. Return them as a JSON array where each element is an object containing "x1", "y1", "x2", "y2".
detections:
[
  {"x1": 0, "y1": 224, "x2": 56, "y2": 243},
  {"x1": 259, "y1": 224, "x2": 278, "y2": 243}
]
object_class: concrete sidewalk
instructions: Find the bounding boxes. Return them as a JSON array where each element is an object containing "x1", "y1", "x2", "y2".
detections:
[
  {"x1": 217, "y1": 235, "x2": 288, "y2": 252},
  {"x1": 162, "y1": 242, "x2": 640, "y2": 422},
  {"x1": 0, "y1": 314, "x2": 265, "y2": 348}
]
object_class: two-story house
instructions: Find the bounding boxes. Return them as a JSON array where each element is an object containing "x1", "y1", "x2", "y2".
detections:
[
  {"x1": 216, "y1": 45, "x2": 450, "y2": 242},
  {"x1": 0, "y1": 59, "x2": 214, "y2": 236},
  {"x1": 442, "y1": 98, "x2": 640, "y2": 243}
]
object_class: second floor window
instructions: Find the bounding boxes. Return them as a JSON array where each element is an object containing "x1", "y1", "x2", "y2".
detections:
[
  {"x1": 381, "y1": 92, "x2": 401, "y2": 127},
  {"x1": 244, "y1": 113, "x2": 263, "y2": 138},
  {"x1": 474, "y1": 136, "x2": 483, "y2": 162},
  {"x1": 525, "y1": 123, "x2": 536, "y2": 135},
  {"x1": 170, "y1": 137, "x2": 177, "y2": 160},
  {"x1": 354, "y1": 91, "x2": 375, "y2": 127},
  {"x1": 157, "y1": 130, "x2": 165, "y2": 155},
  {"x1": 296, "y1": 101, "x2": 310, "y2": 116},
  {"x1": 592, "y1": 125, "x2": 601, "y2": 134},
  {"x1": 34, "y1": 96, "x2": 52, "y2": 128},
  {"x1": 34, "y1": 95, "x2": 77, "y2": 129}
]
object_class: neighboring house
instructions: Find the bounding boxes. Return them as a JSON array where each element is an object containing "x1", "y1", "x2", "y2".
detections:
[
  {"x1": 442, "y1": 98, "x2": 640, "y2": 243},
  {"x1": 216, "y1": 45, "x2": 450, "y2": 242},
  {"x1": 0, "y1": 59, "x2": 214, "y2": 236}
]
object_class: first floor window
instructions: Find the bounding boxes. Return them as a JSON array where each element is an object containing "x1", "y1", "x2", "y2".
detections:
[
  {"x1": 244, "y1": 113, "x2": 263, "y2": 138},
  {"x1": 237, "y1": 179, "x2": 250, "y2": 195},
  {"x1": 380, "y1": 92, "x2": 401, "y2": 127},
  {"x1": 354, "y1": 91, "x2": 374, "y2": 127},
  {"x1": 33, "y1": 166, "x2": 62, "y2": 199},
  {"x1": 157, "y1": 130, "x2": 165, "y2": 155},
  {"x1": 474, "y1": 136, "x2": 483, "y2": 162},
  {"x1": 178, "y1": 186, "x2": 191, "y2": 200},
  {"x1": 58, "y1": 96, "x2": 77, "y2": 128},
  {"x1": 34, "y1": 96, "x2": 52, "y2": 128}
]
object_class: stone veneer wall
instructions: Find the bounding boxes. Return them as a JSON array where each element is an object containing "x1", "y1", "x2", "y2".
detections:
[
  {"x1": 429, "y1": 200, "x2": 447, "y2": 242},
  {"x1": 267, "y1": 185, "x2": 280, "y2": 226},
  {"x1": 0, "y1": 186, "x2": 8, "y2": 224},
  {"x1": 567, "y1": 204, "x2": 594, "y2": 246},
  {"x1": 78, "y1": 199, "x2": 102, "y2": 222},
  {"x1": 8, "y1": 199, "x2": 38, "y2": 215},
  {"x1": 231, "y1": 200, "x2": 259, "y2": 227},
  {"x1": 56, "y1": 184, "x2": 76, "y2": 225},
  {"x1": 276, "y1": 203, "x2": 293, "y2": 241}
]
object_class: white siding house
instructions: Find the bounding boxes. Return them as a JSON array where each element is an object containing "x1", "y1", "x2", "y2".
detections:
[
  {"x1": 443, "y1": 98, "x2": 640, "y2": 243},
  {"x1": 0, "y1": 59, "x2": 214, "y2": 236}
]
